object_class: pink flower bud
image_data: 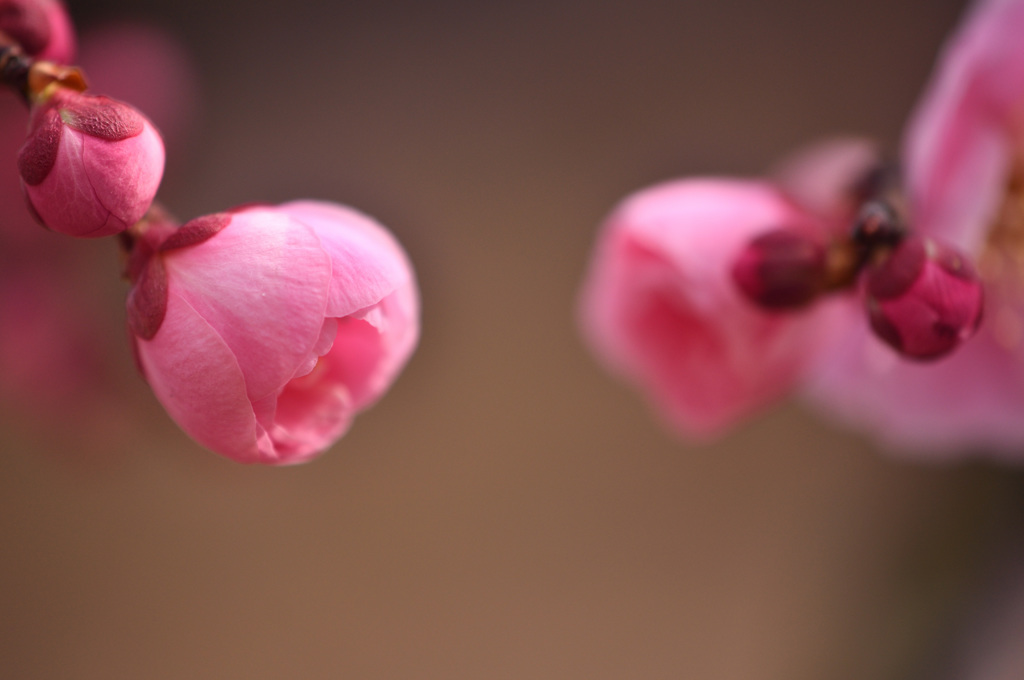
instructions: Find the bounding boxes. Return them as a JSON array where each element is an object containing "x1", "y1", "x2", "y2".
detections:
[
  {"x1": 18, "y1": 88, "x2": 165, "y2": 237},
  {"x1": 864, "y1": 236, "x2": 983, "y2": 360},
  {"x1": 732, "y1": 229, "x2": 827, "y2": 309},
  {"x1": 126, "y1": 201, "x2": 419, "y2": 465},
  {"x1": 578, "y1": 179, "x2": 833, "y2": 438},
  {"x1": 0, "y1": 0, "x2": 75, "y2": 63}
]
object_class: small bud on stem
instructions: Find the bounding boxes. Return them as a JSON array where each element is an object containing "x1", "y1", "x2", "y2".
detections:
[
  {"x1": 732, "y1": 230, "x2": 828, "y2": 309},
  {"x1": 864, "y1": 236, "x2": 983, "y2": 360}
]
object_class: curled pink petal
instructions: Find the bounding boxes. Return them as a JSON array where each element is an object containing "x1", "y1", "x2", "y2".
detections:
[
  {"x1": 136, "y1": 291, "x2": 262, "y2": 463},
  {"x1": 279, "y1": 200, "x2": 414, "y2": 318},
  {"x1": 163, "y1": 208, "x2": 333, "y2": 404}
]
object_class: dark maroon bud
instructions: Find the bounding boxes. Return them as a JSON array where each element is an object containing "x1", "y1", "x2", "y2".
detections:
[
  {"x1": 864, "y1": 236, "x2": 983, "y2": 360},
  {"x1": 733, "y1": 229, "x2": 827, "y2": 309}
]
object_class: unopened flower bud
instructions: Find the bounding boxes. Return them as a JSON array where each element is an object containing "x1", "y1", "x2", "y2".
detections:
[
  {"x1": 18, "y1": 88, "x2": 164, "y2": 237},
  {"x1": 864, "y1": 236, "x2": 983, "y2": 360},
  {"x1": 126, "y1": 201, "x2": 420, "y2": 464},
  {"x1": 0, "y1": 0, "x2": 75, "y2": 63},
  {"x1": 732, "y1": 229, "x2": 827, "y2": 309}
]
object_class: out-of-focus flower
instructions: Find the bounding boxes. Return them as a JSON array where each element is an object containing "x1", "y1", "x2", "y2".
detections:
[
  {"x1": 0, "y1": 0, "x2": 75, "y2": 64},
  {"x1": 578, "y1": 179, "x2": 833, "y2": 438},
  {"x1": 78, "y1": 22, "x2": 198, "y2": 148},
  {"x1": 126, "y1": 201, "x2": 419, "y2": 465},
  {"x1": 18, "y1": 87, "x2": 165, "y2": 237},
  {"x1": 805, "y1": 0, "x2": 1024, "y2": 455}
]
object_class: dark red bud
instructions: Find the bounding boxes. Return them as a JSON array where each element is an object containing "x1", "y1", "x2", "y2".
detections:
[
  {"x1": 733, "y1": 229, "x2": 827, "y2": 309},
  {"x1": 864, "y1": 236, "x2": 983, "y2": 361}
]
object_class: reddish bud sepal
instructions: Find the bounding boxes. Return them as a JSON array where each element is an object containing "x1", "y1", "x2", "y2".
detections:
[
  {"x1": 18, "y1": 88, "x2": 165, "y2": 238},
  {"x1": 732, "y1": 229, "x2": 827, "y2": 309},
  {"x1": 864, "y1": 236, "x2": 983, "y2": 360},
  {"x1": 126, "y1": 212, "x2": 230, "y2": 339}
]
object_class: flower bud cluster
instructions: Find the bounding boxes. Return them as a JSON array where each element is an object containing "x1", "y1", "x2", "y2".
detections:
[
  {"x1": 0, "y1": 1, "x2": 420, "y2": 464},
  {"x1": 731, "y1": 194, "x2": 984, "y2": 361}
]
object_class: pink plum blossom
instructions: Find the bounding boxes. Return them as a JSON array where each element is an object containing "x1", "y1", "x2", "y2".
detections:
[
  {"x1": 578, "y1": 179, "x2": 834, "y2": 438},
  {"x1": 18, "y1": 87, "x2": 165, "y2": 238},
  {"x1": 126, "y1": 201, "x2": 419, "y2": 465},
  {"x1": 0, "y1": 0, "x2": 75, "y2": 64},
  {"x1": 803, "y1": 0, "x2": 1024, "y2": 456}
]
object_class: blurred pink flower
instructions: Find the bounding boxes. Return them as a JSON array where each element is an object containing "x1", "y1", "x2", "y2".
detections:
[
  {"x1": 804, "y1": 0, "x2": 1024, "y2": 456},
  {"x1": 578, "y1": 179, "x2": 833, "y2": 438},
  {"x1": 127, "y1": 201, "x2": 419, "y2": 465},
  {"x1": 78, "y1": 22, "x2": 198, "y2": 147},
  {"x1": 0, "y1": 0, "x2": 76, "y2": 64},
  {"x1": 19, "y1": 88, "x2": 165, "y2": 237}
]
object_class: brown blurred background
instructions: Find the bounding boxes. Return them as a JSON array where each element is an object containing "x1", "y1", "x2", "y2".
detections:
[{"x1": 3, "y1": 0, "x2": 1024, "y2": 678}]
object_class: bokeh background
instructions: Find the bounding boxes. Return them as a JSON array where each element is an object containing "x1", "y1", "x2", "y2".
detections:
[{"x1": 3, "y1": 0, "x2": 1024, "y2": 678}]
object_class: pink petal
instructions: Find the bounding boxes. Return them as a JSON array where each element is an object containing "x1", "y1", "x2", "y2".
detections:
[
  {"x1": 25, "y1": 127, "x2": 122, "y2": 236},
  {"x1": 260, "y1": 341, "x2": 358, "y2": 465},
  {"x1": 23, "y1": 108, "x2": 165, "y2": 238},
  {"x1": 340, "y1": 279, "x2": 420, "y2": 411},
  {"x1": 136, "y1": 291, "x2": 262, "y2": 463},
  {"x1": 278, "y1": 200, "x2": 414, "y2": 318},
  {"x1": 163, "y1": 208, "x2": 332, "y2": 403},
  {"x1": 903, "y1": 0, "x2": 1024, "y2": 253},
  {"x1": 80, "y1": 118, "x2": 164, "y2": 227},
  {"x1": 805, "y1": 297, "x2": 1024, "y2": 459},
  {"x1": 253, "y1": 284, "x2": 419, "y2": 464}
]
